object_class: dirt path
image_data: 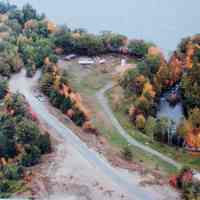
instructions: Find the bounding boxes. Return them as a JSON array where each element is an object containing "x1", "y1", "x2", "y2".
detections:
[{"x1": 96, "y1": 82, "x2": 182, "y2": 169}]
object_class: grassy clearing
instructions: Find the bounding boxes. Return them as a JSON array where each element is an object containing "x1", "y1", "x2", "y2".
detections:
[
  {"x1": 106, "y1": 85, "x2": 200, "y2": 171},
  {"x1": 94, "y1": 111, "x2": 178, "y2": 174},
  {"x1": 68, "y1": 69, "x2": 111, "y2": 96}
]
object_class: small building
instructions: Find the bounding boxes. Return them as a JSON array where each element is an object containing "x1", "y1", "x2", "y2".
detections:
[
  {"x1": 99, "y1": 59, "x2": 106, "y2": 64},
  {"x1": 64, "y1": 54, "x2": 77, "y2": 61},
  {"x1": 78, "y1": 59, "x2": 94, "y2": 65}
]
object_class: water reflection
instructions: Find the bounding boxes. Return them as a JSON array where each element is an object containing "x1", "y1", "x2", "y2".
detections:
[{"x1": 157, "y1": 84, "x2": 184, "y2": 126}]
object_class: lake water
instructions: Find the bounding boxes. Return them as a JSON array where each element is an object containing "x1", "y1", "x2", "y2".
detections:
[{"x1": 8, "y1": 0, "x2": 200, "y2": 55}]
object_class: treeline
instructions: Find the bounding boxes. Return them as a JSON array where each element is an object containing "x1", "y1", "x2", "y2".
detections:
[
  {"x1": 40, "y1": 59, "x2": 89, "y2": 127},
  {"x1": 0, "y1": 2, "x2": 156, "y2": 78},
  {"x1": 0, "y1": 3, "x2": 52, "y2": 77},
  {"x1": 174, "y1": 35, "x2": 200, "y2": 150},
  {"x1": 53, "y1": 29, "x2": 127, "y2": 56},
  {"x1": 53, "y1": 28, "x2": 152, "y2": 58},
  {"x1": 0, "y1": 92, "x2": 51, "y2": 197}
]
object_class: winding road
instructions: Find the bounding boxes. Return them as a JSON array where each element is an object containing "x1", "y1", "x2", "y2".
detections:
[{"x1": 96, "y1": 82, "x2": 182, "y2": 169}]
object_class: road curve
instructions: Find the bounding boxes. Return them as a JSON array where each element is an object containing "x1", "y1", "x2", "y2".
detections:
[
  {"x1": 9, "y1": 70, "x2": 162, "y2": 200},
  {"x1": 96, "y1": 82, "x2": 182, "y2": 169}
]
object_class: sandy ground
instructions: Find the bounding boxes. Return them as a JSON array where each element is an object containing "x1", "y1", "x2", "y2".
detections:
[
  {"x1": 24, "y1": 133, "x2": 180, "y2": 200},
  {"x1": 28, "y1": 137, "x2": 131, "y2": 200}
]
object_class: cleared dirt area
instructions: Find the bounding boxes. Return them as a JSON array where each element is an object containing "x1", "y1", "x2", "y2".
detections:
[
  {"x1": 21, "y1": 135, "x2": 130, "y2": 200},
  {"x1": 19, "y1": 125, "x2": 180, "y2": 200}
]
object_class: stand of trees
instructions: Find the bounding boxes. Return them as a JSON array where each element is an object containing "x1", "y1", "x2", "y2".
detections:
[
  {"x1": 119, "y1": 44, "x2": 185, "y2": 146},
  {"x1": 40, "y1": 61, "x2": 88, "y2": 127},
  {"x1": 119, "y1": 34, "x2": 200, "y2": 152},
  {"x1": 175, "y1": 35, "x2": 200, "y2": 150},
  {"x1": 0, "y1": 93, "x2": 51, "y2": 197},
  {"x1": 0, "y1": 79, "x2": 8, "y2": 99}
]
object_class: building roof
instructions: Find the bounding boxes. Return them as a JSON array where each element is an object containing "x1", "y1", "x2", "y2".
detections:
[{"x1": 78, "y1": 59, "x2": 94, "y2": 65}]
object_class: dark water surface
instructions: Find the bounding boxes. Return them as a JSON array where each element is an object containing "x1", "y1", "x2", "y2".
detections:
[
  {"x1": 156, "y1": 85, "x2": 184, "y2": 125},
  {"x1": 9, "y1": 0, "x2": 200, "y2": 55}
]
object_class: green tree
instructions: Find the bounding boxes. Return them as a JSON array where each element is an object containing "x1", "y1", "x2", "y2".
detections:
[
  {"x1": 180, "y1": 63, "x2": 200, "y2": 110},
  {"x1": 22, "y1": 4, "x2": 37, "y2": 23},
  {"x1": 0, "y1": 132, "x2": 17, "y2": 158},
  {"x1": 49, "y1": 54, "x2": 58, "y2": 64},
  {"x1": 49, "y1": 90, "x2": 64, "y2": 108},
  {"x1": 5, "y1": 19, "x2": 22, "y2": 34},
  {"x1": 21, "y1": 145, "x2": 41, "y2": 167},
  {"x1": 0, "y1": 113, "x2": 16, "y2": 139},
  {"x1": 37, "y1": 133, "x2": 51, "y2": 154},
  {"x1": 0, "y1": 80, "x2": 8, "y2": 99},
  {"x1": 144, "y1": 116, "x2": 157, "y2": 139},
  {"x1": 193, "y1": 48, "x2": 200, "y2": 63},
  {"x1": 154, "y1": 117, "x2": 171, "y2": 142},
  {"x1": 74, "y1": 33, "x2": 104, "y2": 56},
  {"x1": 9, "y1": 9, "x2": 24, "y2": 25},
  {"x1": 21, "y1": 38, "x2": 53, "y2": 68},
  {"x1": 3, "y1": 164, "x2": 23, "y2": 180},
  {"x1": 137, "y1": 61, "x2": 150, "y2": 77},
  {"x1": 128, "y1": 40, "x2": 149, "y2": 58},
  {"x1": 16, "y1": 119, "x2": 40, "y2": 144},
  {"x1": 53, "y1": 31, "x2": 74, "y2": 54},
  {"x1": 33, "y1": 38, "x2": 53, "y2": 68},
  {"x1": 145, "y1": 55, "x2": 161, "y2": 76},
  {"x1": 177, "y1": 37, "x2": 190, "y2": 54},
  {"x1": 0, "y1": 180, "x2": 10, "y2": 193},
  {"x1": 3, "y1": 43, "x2": 23, "y2": 73},
  {"x1": 0, "y1": 61, "x2": 11, "y2": 77},
  {"x1": 4, "y1": 93, "x2": 28, "y2": 117},
  {"x1": 40, "y1": 73, "x2": 54, "y2": 96},
  {"x1": 101, "y1": 32, "x2": 126, "y2": 51},
  {"x1": 71, "y1": 108, "x2": 86, "y2": 126},
  {"x1": 60, "y1": 97, "x2": 73, "y2": 113},
  {"x1": 122, "y1": 145, "x2": 133, "y2": 161},
  {"x1": 119, "y1": 68, "x2": 140, "y2": 93}
]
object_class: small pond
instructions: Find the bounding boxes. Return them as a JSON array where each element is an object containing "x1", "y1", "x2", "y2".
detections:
[{"x1": 156, "y1": 84, "x2": 184, "y2": 126}]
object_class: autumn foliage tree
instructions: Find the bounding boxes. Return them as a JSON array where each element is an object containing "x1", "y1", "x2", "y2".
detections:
[{"x1": 40, "y1": 60, "x2": 89, "y2": 127}]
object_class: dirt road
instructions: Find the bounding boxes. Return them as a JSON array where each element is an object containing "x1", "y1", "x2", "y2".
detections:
[{"x1": 96, "y1": 82, "x2": 182, "y2": 169}]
